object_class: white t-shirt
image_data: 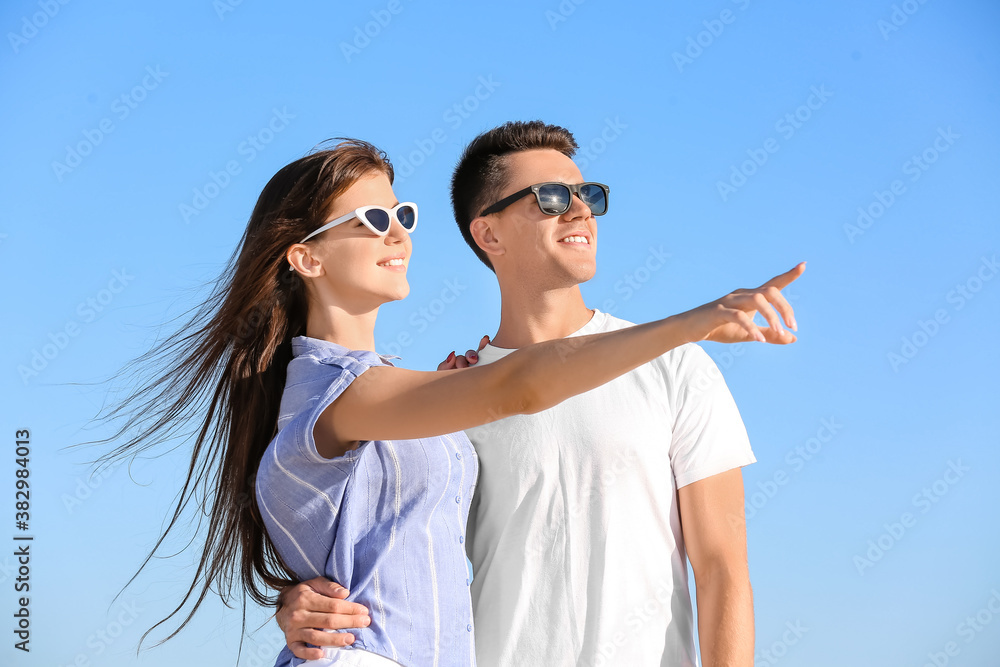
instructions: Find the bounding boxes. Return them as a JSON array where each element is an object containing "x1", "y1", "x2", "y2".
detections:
[{"x1": 463, "y1": 309, "x2": 755, "y2": 667}]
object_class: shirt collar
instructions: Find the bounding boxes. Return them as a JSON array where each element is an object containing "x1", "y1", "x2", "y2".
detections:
[
  {"x1": 477, "y1": 308, "x2": 605, "y2": 363},
  {"x1": 291, "y1": 335, "x2": 400, "y2": 365}
]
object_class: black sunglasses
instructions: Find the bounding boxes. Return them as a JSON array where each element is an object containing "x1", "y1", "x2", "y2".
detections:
[{"x1": 479, "y1": 182, "x2": 610, "y2": 217}]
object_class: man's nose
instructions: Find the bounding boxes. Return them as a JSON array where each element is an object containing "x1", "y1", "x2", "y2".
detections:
[{"x1": 564, "y1": 192, "x2": 592, "y2": 219}]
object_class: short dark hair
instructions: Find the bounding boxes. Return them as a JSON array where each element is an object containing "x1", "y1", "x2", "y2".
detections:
[{"x1": 450, "y1": 120, "x2": 578, "y2": 271}]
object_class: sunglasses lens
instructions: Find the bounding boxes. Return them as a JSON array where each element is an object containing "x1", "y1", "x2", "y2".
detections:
[
  {"x1": 364, "y1": 209, "x2": 391, "y2": 233},
  {"x1": 536, "y1": 184, "x2": 571, "y2": 215},
  {"x1": 579, "y1": 184, "x2": 607, "y2": 215},
  {"x1": 397, "y1": 205, "x2": 416, "y2": 230}
]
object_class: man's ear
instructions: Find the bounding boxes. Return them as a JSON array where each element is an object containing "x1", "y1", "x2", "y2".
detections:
[
  {"x1": 469, "y1": 216, "x2": 506, "y2": 261},
  {"x1": 287, "y1": 243, "x2": 325, "y2": 278}
]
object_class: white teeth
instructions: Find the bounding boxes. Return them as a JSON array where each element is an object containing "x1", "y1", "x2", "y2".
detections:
[
  {"x1": 559, "y1": 236, "x2": 589, "y2": 244},
  {"x1": 378, "y1": 258, "x2": 404, "y2": 266}
]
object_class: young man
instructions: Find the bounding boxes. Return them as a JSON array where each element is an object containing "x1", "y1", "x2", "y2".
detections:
[{"x1": 273, "y1": 121, "x2": 803, "y2": 666}]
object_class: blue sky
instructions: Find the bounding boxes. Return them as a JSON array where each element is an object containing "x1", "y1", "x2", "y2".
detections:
[{"x1": 2, "y1": 0, "x2": 998, "y2": 665}]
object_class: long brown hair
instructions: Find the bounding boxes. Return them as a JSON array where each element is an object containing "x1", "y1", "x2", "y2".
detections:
[{"x1": 89, "y1": 138, "x2": 394, "y2": 649}]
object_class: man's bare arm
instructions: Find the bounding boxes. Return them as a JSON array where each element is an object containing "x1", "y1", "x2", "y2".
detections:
[
  {"x1": 275, "y1": 578, "x2": 370, "y2": 661},
  {"x1": 678, "y1": 468, "x2": 755, "y2": 666}
]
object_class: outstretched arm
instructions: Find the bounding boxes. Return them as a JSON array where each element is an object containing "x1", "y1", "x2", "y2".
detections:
[
  {"x1": 318, "y1": 263, "x2": 805, "y2": 457},
  {"x1": 279, "y1": 263, "x2": 804, "y2": 656}
]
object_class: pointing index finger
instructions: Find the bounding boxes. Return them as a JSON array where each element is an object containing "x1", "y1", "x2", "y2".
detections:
[{"x1": 759, "y1": 261, "x2": 806, "y2": 291}]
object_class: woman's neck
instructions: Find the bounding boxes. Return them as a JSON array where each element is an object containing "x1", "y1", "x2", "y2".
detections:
[{"x1": 305, "y1": 303, "x2": 380, "y2": 352}]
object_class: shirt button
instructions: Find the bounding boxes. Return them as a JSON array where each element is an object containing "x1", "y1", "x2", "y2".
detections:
[
  {"x1": 459, "y1": 535, "x2": 464, "y2": 544},
  {"x1": 455, "y1": 495, "x2": 461, "y2": 503},
  {"x1": 456, "y1": 452, "x2": 462, "y2": 460},
  {"x1": 467, "y1": 624, "x2": 472, "y2": 632}
]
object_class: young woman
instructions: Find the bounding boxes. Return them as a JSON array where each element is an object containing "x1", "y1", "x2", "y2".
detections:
[{"x1": 96, "y1": 139, "x2": 799, "y2": 667}]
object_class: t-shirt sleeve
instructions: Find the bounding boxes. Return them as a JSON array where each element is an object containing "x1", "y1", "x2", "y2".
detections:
[
  {"x1": 254, "y1": 350, "x2": 377, "y2": 580},
  {"x1": 666, "y1": 343, "x2": 756, "y2": 489}
]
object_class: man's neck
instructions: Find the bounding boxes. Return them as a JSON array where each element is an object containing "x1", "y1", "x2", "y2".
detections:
[{"x1": 491, "y1": 282, "x2": 594, "y2": 349}]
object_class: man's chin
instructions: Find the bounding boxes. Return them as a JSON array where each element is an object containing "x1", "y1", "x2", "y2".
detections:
[
  {"x1": 567, "y1": 260, "x2": 597, "y2": 285},
  {"x1": 546, "y1": 266, "x2": 595, "y2": 289}
]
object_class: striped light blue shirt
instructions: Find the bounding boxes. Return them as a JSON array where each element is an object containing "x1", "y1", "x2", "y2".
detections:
[{"x1": 256, "y1": 336, "x2": 478, "y2": 667}]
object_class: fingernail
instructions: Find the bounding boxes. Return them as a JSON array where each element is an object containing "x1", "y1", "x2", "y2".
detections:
[
  {"x1": 469, "y1": 352, "x2": 478, "y2": 360},
  {"x1": 447, "y1": 351, "x2": 455, "y2": 362},
  {"x1": 362, "y1": 616, "x2": 371, "y2": 626},
  {"x1": 791, "y1": 319, "x2": 798, "y2": 332}
]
